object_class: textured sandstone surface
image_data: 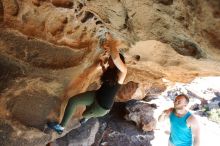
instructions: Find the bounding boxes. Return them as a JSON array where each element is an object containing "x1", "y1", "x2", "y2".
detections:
[{"x1": 0, "y1": 0, "x2": 220, "y2": 145}]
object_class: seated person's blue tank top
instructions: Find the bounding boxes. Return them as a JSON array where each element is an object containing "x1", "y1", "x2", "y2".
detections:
[{"x1": 169, "y1": 111, "x2": 192, "y2": 146}]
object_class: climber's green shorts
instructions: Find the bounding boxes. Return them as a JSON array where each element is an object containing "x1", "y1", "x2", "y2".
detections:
[{"x1": 60, "y1": 91, "x2": 110, "y2": 127}]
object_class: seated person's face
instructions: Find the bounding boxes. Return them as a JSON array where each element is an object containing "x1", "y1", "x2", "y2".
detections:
[{"x1": 174, "y1": 96, "x2": 188, "y2": 109}]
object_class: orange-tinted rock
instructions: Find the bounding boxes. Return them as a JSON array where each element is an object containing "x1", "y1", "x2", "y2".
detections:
[
  {"x1": 51, "y1": 0, "x2": 73, "y2": 8},
  {"x1": 2, "y1": 0, "x2": 19, "y2": 16},
  {"x1": 1, "y1": 0, "x2": 220, "y2": 145},
  {"x1": 32, "y1": 0, "x2": 40, "y2": 6}
]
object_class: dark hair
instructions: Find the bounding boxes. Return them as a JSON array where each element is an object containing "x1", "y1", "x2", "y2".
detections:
[
  {"x1": 119, "y1": 53, "x2": 125, "y2": 64},
  {"x1": 176, "y1": 94, "x2": 189, "y2": 104},
  {"x1": 101, "y1": 53, "x2": 125, "y2": 85}
]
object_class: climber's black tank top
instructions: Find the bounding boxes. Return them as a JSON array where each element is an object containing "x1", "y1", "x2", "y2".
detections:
[{"x1": 96, "y1": 81, "x2": 121, "y2": 110}]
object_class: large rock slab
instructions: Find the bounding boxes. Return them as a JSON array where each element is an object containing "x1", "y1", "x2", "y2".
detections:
[{"x1": 1, "y1": 0, "x2": 220, "y2": 145}]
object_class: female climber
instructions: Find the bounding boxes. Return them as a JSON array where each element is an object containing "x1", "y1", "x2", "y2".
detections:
[{"x1": 47, "y1": 33, "x2": 127, "y2": 134}]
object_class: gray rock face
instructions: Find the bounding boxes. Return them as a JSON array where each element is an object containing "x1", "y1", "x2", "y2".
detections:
[
  {"x1": 98, "y1": 120, "x2": 154, "y2": 146},
  {"x1": 51, "y1": 103, "x2": 154, "y2": 146},
  {"x1": 52, "y1": 119, "x2": 99, "y2": 146},
  {"x1": 93, "y1": 103, "x2": 154, "y2": 146},
  {"x1": 1, "y1": 0, "x2": 220, "y2": 145},
  {"x1": 125, "y1": 100, "x2": 157, "y2": 132}
]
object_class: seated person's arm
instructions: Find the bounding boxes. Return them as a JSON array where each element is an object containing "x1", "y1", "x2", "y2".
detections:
[
  {"x1": 188, "y1": 116, "x2": 200, "y2": 146},
  {"x1": 158, "y1": 108, "x2": 173, "y2": 122}
]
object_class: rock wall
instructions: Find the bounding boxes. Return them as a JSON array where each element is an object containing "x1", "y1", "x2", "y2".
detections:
[{"x1": 0, "y1": 0, "x2": 220, "y2": 145}]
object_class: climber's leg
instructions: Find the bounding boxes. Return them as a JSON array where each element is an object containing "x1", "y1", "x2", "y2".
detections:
[
  {"x1": 60, "y1": 91, "x2": 95, "y2": 127},
  {"x1": 82, "y1": 98, "x2": 110, "y2": 120},
  {"x1": 47, "y1": 91, "x2": 95, "y2": 134}
]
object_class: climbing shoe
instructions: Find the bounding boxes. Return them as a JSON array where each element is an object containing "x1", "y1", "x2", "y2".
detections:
[
  {"x1": 47, "y1": 122, "x2": 64, "y2": 135},
  {"x1": 79, "y1": 118, "x2": 88, "y2": 125}
]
